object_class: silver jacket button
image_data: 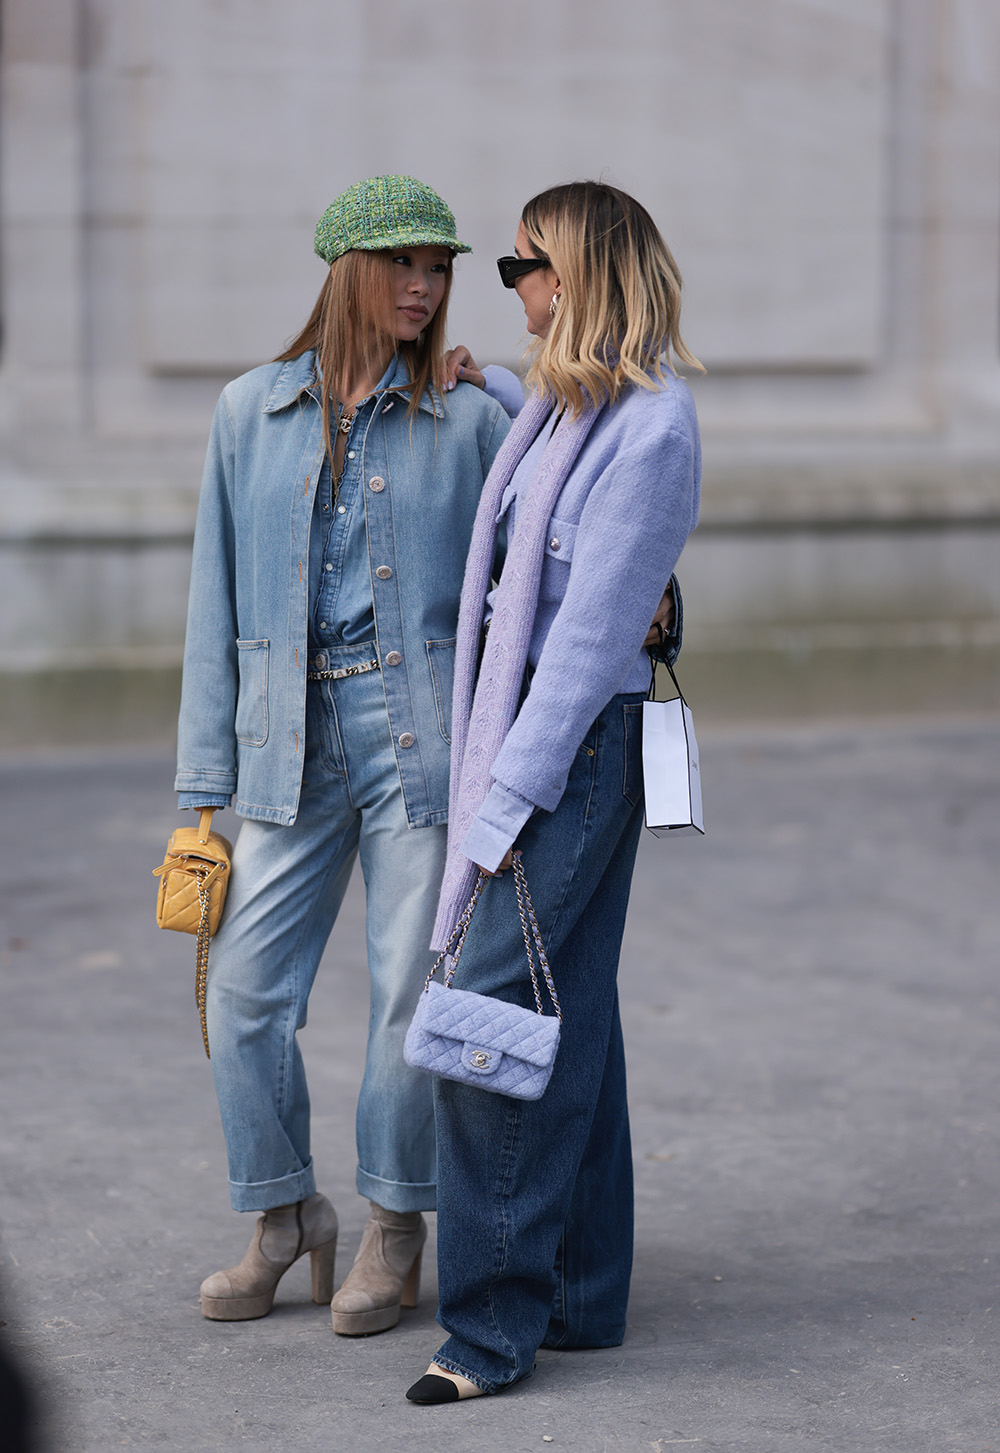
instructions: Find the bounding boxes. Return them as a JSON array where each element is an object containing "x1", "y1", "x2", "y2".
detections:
[
  {"x1": 368, "y1": 476, "x2": 386, "y2": 492},
  {"x1": 398, "y1": 732, "x2": 415, "y2": 748},
  {"x1": 384, "y1": 650, "x2": 402, "y2": 667},
  {"x1": 375, "y1": 565, "x2": 393, "y2": 579},
  {"x1": 549, "y1": 537, "x2": 561, "y2": 551}
]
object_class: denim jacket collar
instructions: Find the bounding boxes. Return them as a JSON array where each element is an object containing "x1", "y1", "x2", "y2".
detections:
[{"x1": 262, "y1": 350, "x2": 445, "y2": 419}]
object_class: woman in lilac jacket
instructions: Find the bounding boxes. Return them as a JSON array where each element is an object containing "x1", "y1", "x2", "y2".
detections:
[{"x1": 405, "y1": 181, "x2": 703, "y2": 1403}]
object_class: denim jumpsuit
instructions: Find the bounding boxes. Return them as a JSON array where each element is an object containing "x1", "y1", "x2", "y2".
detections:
[{"x1": 175, "y1": 350, "x2": 515, "y2": 1213}]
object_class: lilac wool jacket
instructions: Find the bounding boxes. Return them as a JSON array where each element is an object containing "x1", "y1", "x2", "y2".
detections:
[{"x1": 432, "y1": 372, "x2": 701, "y2": 948}]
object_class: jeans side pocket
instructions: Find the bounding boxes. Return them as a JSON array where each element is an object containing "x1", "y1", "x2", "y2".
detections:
[
  {"x1": 235, "y1": 639, "x2": 269, "y2": 747},
  {"x1": 622, "y1": 702, "x2": 643, "y2": 806}
]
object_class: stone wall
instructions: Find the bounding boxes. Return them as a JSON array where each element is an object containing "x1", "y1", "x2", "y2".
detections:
[{"x1": 1, "y1": 0, "x2": 998, "y2": 737}]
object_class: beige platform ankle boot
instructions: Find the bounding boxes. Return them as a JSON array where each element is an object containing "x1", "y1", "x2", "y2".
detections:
[
  {"x1": 330, "y1": 1201, "x2": 426, "y2": 1336},
  {"x1": 200, "y1": 1191, "x2": 338, "y2": 1321}
]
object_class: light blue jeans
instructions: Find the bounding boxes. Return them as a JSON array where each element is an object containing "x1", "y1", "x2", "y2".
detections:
[{"x1": 205, "y1": 642, "x2": 444, "y2": 1214}]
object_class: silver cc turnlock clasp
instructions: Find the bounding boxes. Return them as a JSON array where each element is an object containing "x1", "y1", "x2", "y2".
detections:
[{"x1": 469, "y1": 1051, "x2": 492, "y2": 1068}]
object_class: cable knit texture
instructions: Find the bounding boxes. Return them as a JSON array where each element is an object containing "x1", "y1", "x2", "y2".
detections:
[{"x1": 431, "y1": 395, "x2": 600, "y2": 947}]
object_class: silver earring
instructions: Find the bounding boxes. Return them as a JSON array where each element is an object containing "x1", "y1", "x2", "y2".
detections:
[{"x1": 549, "y1": 293, "x2": 559, "y2": 318}]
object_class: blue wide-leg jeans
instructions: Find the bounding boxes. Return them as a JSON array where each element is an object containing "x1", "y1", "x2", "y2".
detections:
[
  {"x1": 431, "y1": 692, "x2": 646, "y2": 1391},
  {"x1": 205, "y1": 646, "x2": 443, "y2": 1214}
]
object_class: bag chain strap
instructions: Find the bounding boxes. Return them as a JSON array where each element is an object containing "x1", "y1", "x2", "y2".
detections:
[
  {"x1": 193, "y1": 869, "x2": 213, "y2": 1060},
  {"x1": 422, "y1": 870, "x2": 486, "y2": 992},
  {"x1": 423, "y1": 852, "x2": 561, "y2": 1021},
  {"x1": 512, "y1": 853, "x2": 562, "y2": 1021}
]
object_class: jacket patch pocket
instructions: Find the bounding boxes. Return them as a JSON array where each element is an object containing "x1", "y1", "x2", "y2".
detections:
[
  {"x1": 235, "y1": 639, "x2": 269, "y2": 747},
  {"x1": 426, "y1": 638, "x2": 457, "y2": 744},
  {"x1": 622, "y1": 701, "x2": 643, "y2": 806}
]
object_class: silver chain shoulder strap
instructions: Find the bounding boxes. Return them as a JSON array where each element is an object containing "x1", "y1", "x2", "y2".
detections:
[{"x1": 423, "y1": 852, "x2": 561, "y2": 1021}]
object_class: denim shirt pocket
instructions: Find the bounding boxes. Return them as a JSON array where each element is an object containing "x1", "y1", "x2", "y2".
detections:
[
  {"x1": 426, "y1": 637, "x2": 457, "y2": 744},
  {"x1": 235, "y1": 639, "x2": 269, "y2": 747}
]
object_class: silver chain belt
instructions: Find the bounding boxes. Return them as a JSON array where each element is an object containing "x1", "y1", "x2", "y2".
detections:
[{"x1": 306, "y1": 657, "x2": 380, "y2": 681}]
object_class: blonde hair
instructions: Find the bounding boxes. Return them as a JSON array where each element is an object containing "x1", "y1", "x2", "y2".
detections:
[
  {"x1": 276, "y1": 249, "x2": 453, "y2": 464},
  {"x1": 520, "y1": 181, "x2": 703, "y2": 417}
]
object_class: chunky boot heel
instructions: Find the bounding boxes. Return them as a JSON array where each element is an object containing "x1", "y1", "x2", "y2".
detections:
[
  {"x1": 200, "y1": 1192, "x2": 338, "y2": 1321},
  {"x1": 310, "y1": 1238, "x2": 337, "y2": 1305},
  {"x1": 330, "y1": 1202, "x2": 427, "y2": 1336},
  {"x1": 400, "y1": 1249, "x2": 421, "y2": 1310}
]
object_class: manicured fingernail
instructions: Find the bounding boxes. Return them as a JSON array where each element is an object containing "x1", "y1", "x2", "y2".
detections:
[
  {"x1": 445, "y1": 380, "x2": 454, "y2": 390},
  {"x1": 458, "y1": 366, "x2": 464, "y2": 375}
]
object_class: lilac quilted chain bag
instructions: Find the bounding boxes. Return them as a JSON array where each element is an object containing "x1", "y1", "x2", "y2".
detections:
[{"x1": 404, "y1": 853, "x2": 562, "y2": 1101}]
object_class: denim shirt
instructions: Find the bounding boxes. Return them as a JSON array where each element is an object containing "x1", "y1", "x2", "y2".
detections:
[{"x1": 175, "y1": 351, "x2": 512, "y2": 828}]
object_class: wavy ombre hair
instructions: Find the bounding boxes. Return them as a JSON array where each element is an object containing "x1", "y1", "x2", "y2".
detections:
[
  {"x1": 276, "y1": 249, "x2": 454, "y2": 464},
  {"x1": 520, "y1": 181, "x2": 703, "y2": 417}
]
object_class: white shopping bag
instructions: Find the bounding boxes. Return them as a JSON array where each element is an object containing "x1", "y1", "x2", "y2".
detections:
[{"x1": 642, "y1": 694, "x2": 704, "y2": 836}]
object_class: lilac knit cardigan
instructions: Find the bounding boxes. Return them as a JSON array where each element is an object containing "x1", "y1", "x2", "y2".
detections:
[{"x1": 430, "y1": 394, "x2": 602, "y2": 949}]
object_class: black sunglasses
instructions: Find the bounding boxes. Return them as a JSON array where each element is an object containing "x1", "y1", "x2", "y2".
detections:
[{"x1": 496, "y1": 254, "x2": 549, "y2": 289}]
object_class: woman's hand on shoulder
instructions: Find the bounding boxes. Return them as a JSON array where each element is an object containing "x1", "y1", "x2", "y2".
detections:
[{"x1": 444, "y1": 346, "x2": 486, "y2": 392}]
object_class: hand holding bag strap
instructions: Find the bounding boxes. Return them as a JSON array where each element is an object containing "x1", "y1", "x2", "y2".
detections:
[
  {"x1": 423, "y1": 852, "x2": 560, "y2": 1020},
  {"x1": 152, "y1": 806, "x2": 225, "y2": 1059},
  {"x1": 648, "y1": 648, "x2": 686, "y2": 703}
]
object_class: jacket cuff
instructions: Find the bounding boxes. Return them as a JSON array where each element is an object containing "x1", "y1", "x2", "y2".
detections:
[
  {"x1": 459, "y1": 782, "x2": 536, "y2": 872},
  {"x1": 177, "y1": 792, "x2": 231, "y2": 811}
]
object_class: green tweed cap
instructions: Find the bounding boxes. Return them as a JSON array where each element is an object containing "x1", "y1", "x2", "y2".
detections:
[{"x1": 314, "y1": 175, "x2": 471, "y2": 265}]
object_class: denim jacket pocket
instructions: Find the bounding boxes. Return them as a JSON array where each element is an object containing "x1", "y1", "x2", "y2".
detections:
[
  {"x1": 235, "y1": 639, "x2": 269, "y2": 746},
  {"x1": 426, "y1": 637, "x2": 457, "y2": 744},
  {"x1": 622, "y1": 701, "x2": 643, "y2": 806}
]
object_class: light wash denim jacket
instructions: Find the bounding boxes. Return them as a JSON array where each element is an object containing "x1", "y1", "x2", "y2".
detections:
[{"x1": 175, "y1": 351, "x2": 513, "y2": 827}]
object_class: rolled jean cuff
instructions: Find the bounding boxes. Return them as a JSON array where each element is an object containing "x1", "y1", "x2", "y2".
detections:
[
  {"x1": 228, "y1": 1163, "x2": 317, "y2": 1213},
  {"x1": 356, "y1": 1165, "x2": 436, "y2": 1214}
]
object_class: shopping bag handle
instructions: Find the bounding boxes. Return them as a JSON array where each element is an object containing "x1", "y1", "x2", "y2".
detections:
[{"x1": 649, "y1": 636, "x2": 686, "y2": 703}]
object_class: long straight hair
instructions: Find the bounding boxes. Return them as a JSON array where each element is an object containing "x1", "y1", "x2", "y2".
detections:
[
  {"x1": 520, "y1": 181, "x2": 703, "y2": 417},
  {"x1": 276, "y1": 249, "x2": 454, "y2": 464}
]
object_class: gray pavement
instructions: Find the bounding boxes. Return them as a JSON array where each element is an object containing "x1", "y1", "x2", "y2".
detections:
[{"x1": 1, "y1": 716, "x2": 999, "y2": 1452}]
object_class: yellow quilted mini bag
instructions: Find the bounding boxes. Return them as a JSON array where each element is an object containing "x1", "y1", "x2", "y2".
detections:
[{"x1": 153, "y1": 808, "x2": 233, "y2": 1058}]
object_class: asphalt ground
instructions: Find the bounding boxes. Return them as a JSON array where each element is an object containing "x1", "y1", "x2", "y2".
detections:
[{"x1": 1, "y1": 715, "x2": 998, "y2": 1452}]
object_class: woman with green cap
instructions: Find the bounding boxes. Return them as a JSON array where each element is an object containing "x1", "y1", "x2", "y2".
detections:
[{"x1": 173, "y1": 176, "x2": 522, "y2": 1335}]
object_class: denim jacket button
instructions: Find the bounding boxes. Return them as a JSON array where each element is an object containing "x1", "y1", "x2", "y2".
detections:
[
  {"x1": 398, "y1": 732, "x2": 415, "y2": 748},
  {"x1": 375, "y1": 565, "x2": 392, "y2": 579},
  {"x1": 384, "y1": 651, "x2": 402, "y2": 667},
  {"x1": 368, "y1": 476, "x2": 386, "y2": 492},
  {"x1": 549, "y1": 537, "x2": 561, "y2": 551}
]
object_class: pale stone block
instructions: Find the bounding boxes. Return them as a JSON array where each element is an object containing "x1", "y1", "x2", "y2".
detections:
[
  {"x1": 2, "y1": 0, "x2": 78, "y2": 64},
  {"x1": 679, "y1": 525, "x2": 1000, "y2": 648},
  {"x1": 0, "y1": 222, "x2": 83, "y2": 346},
  {"x1": 138, "y1": 0, "x2": 890, "y2": 372},
  {"x1": 80, "y1": 71, "x2": 143, "y2": 220},
  {"x1": 0, "y1": 542, "x2": 191, "y2": 670},
  {"x1": 1, "y1": 64, "x2": 82, "y2": 219}
]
